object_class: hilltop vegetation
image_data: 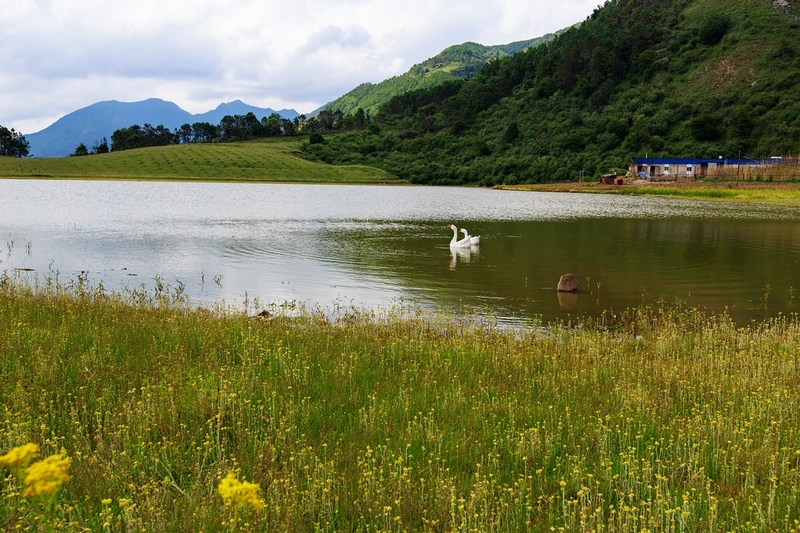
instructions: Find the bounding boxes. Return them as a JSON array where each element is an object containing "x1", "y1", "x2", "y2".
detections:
[
  {"x1": 303, "y1": 0, "x2": 800, "y2": 185},
  {"x1": 0, "y1": 138, "x2": 396, "y2": 184},
  {"x1": 323, "y1": 35, "x2": 561, "y2": 117}
]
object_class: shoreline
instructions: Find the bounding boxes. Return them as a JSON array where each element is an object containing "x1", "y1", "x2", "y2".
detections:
[{"x1": 498, "y1": 179, "x2": 800, "y2": 207}]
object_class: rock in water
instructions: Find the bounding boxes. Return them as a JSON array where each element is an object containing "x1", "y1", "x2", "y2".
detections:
[{"x1": 557, "y1": 273, "x2": 579, "y2": 292}]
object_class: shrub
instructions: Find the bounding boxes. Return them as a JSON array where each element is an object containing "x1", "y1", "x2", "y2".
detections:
[{"x1": 698, "y1": 15, "x2": 732, "y2": 46}]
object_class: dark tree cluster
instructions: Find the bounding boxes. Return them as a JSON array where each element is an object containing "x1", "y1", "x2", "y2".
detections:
[
  {"x1": 110, "y1": 123, "x2": 178, "y2": 152},
  {"x1": 103, "y1": 113, "x2": 305, "y2": 152},
  {"x1": 301, "y1": 108, "x2": 370, "y2": 134},
  {"x1": 0, "y1": 125, "x2": 30, "y2": 157},
  {"x1": 71, "y1": 138, "x2": 109, "y2": 157},
  {"x1": 107, "y1": 109, "x2": 376, "y2": 153},
  {"x1": 82, "y1": 108, "x2": 374, "y2": 154}
]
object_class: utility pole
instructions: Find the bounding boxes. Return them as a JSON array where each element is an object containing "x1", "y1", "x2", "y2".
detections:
[{"x1": 737, "y1": 151, "x2": 741, "y2": 182}]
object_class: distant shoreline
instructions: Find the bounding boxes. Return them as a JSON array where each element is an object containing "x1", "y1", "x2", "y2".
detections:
[{"x1": 498, "y1": 179, "x2": 800, "y2": 207}]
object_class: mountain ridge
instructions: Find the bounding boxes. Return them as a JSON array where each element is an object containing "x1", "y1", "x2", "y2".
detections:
[
  {"x1": 25, "y1": 98, "x2": 300, "y2": 157},
  {"x1": 322, "y1": 34, "x2": 564, "y2": 116}
]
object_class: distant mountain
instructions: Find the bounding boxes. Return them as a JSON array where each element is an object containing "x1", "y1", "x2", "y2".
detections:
[
  {"x1": 193, "y1": 100, "x2": 299, "y2": 125},
  {"x1": 323, "y1": 33, "x2": 564, "y2": 116},
  {"x1": 25, "y1": 98, "x2": 299, "y2": 157}
]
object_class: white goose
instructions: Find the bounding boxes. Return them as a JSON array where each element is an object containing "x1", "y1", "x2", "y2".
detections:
[
  {"x1": 448, "y1": 224, "x2": 473, "y2": 248},
  {"x1": 460, "y1": 228, "x2": 480, "y2": 246}
]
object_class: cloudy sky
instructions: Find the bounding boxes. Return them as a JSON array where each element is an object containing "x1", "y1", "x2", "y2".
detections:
[{"x1": 2, "y1": 0, "x2": 601, "y2": 134}]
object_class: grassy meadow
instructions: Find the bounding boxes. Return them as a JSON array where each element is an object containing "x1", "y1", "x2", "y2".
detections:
[
  {"x1": 0, "y1": 138, "x2": 398, "y2": 184},
  {"x1": 2, "y1": 276, "x2": 800, "y2": 531}
]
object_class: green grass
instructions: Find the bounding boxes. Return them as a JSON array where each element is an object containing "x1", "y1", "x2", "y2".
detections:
[
  {"x1": 0, "y1": 137, "x2": 399, "y2": 184},
  {"x1": 503, "y1": 181, "x2": 800, "y2": 207},
  {"x1": 619, "y1": 186, "x2": 737, "y2": 199},
  {"x1": 618, "y1": 184, "x2": 800, "y2": 206},
  {"x1": 1, "y1": 277, "x2": 800, "y2": 530}
]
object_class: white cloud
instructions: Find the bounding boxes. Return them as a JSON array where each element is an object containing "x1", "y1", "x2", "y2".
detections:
[{"x1": 0, "y1": 0, "x2": 601, "y2": 134}]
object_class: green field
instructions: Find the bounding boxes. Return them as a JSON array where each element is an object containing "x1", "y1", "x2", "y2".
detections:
[
  {"x1": 0, "y1": 138, "x2": 399, "y2": 184},
  {"x1": 1, "y1": 277, "x2": 800, "y2": 530}
]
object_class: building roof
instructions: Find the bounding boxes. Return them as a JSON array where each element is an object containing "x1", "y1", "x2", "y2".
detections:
[{"x1": 632, "y1": 157, "x2": 774, "y2": 165}]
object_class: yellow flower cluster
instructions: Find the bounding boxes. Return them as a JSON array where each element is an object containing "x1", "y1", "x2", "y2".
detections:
[
  {"x1": 0, "y1": 443, "x2": 40, "y2": 467},
  {"x1": 23, "y1": 453, "x2": 71, "y2": 497},
  {"x1": 217, "y1": 473, "x2": 265, "y2": 512}
]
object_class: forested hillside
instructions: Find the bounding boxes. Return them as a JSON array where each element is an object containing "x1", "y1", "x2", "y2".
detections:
[
  {"x1": 304, "y1": 0, "x2": 800, "y2": 185},
  {"x1": 323, "y1": 35, "x2": 561, "y2": 116}
]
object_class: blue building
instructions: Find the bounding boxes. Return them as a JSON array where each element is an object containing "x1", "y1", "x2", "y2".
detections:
[{"x1": 630, "y1": 157, "x2": 781, "y2": 181}]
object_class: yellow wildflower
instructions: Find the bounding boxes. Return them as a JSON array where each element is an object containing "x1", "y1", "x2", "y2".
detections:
[
  {"x1": 23, "y1": 453, "x2": 71, "y2": 497},
  {"x1": 0, "y1": 443, "x2": 39, "y2": 467},
  {"x1": 218, "y1": 473, "x2": 265, "y2": 512}
]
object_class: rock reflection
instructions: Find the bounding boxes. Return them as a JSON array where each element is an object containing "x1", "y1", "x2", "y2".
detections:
[{"x1": 557, "y1": 290, "x2": 579, "y2": 309}]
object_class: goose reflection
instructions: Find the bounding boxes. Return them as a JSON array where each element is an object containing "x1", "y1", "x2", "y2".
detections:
[{"x1": 449, "y1": 244, "x2": 479, "y2": 270}]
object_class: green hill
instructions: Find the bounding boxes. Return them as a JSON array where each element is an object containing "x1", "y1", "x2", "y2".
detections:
[
  {"x1": 303, "y1": 0, "x2": 800, "y2": 185},
  {"x1": 323, "y1": 35, "x2": 561, "y2": 116},
  {"x1": 0, "y1": 138, "x2": 397, "y2": 184}
]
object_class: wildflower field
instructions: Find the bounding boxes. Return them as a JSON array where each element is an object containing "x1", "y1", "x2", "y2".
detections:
[{"x1": 1, "y1": 278, "x2": 800, "y2": 531}]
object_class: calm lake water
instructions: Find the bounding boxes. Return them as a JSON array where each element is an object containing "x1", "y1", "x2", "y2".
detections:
[{"x1": 2, "y1": 179, "x2": 800, "y2": 325}]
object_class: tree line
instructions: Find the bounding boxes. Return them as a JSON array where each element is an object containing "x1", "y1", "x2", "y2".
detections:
[
  {"x1": 73, "y1": 109, "x2": 372, "y2": 155},
  {"x1": 0, "y1": 125, "x2": 30, "y2": 157}
]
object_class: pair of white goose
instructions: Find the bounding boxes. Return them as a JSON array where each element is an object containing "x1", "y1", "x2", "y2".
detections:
[{"x1": 448, "y1": 224, "x2": 480, "y2": 248}]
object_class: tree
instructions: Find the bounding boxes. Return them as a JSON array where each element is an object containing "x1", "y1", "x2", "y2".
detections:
[
  {"x1": 111, "y1": 124, "x2": 144, "y2": 151},
  {"x1": 293, "y1": 115, "x2": 306, "y2": 133},
  {"x1": 111, "y1": 123, "x2": 175, "y2": 151},
  {"x1": 302, "y1": 116, "x2": 320, "y2": 133},
  {"x1": 191, "y1": 122, "x2": 219, "y2": 143},
  {"x1": 281, "y1": 116, "x2": 297, "y2": 136},
  {"x1": 503, "y1": 122, "x2": 520, "y2": 144},
  {"x1": 353, "y1": 108, "x2": 368, "y2": 129},
  {"x1": 176, "y1": 124, "x2": 193, "y2": 144},
  {"x1": 93, "y1": 138, "x2": 110, "y2": 154},
  {"x1": 690, "y1": 111, "x2": 724, "y2": 142},
  {"x1": 261, "y1": 113, "x2": 283, "y2": 137},
  {"x1": 71, "y1": 143, "x2": 90, "y2": 157},
  {"x1": 0, "y1": 125, "x2": 30, "y2": 157}
]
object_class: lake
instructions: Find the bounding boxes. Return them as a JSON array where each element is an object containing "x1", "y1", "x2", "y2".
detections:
[{"x1": 2, "y1": 179, "x2": 800, "y2": 325}]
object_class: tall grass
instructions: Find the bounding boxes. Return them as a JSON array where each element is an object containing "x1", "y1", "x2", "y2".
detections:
[
  {"x1": 620, "y1": 187, "x2": 737, "y2": 199},
  {"x1": 618, "y1": 184, "x2": 800, "y2": 206},
  {"x1": 1, "y1": 275, "x2": 800, "y2": 530},
  {"x1": 0, "y1": 137, "x2": 398, "y2": 184}
]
